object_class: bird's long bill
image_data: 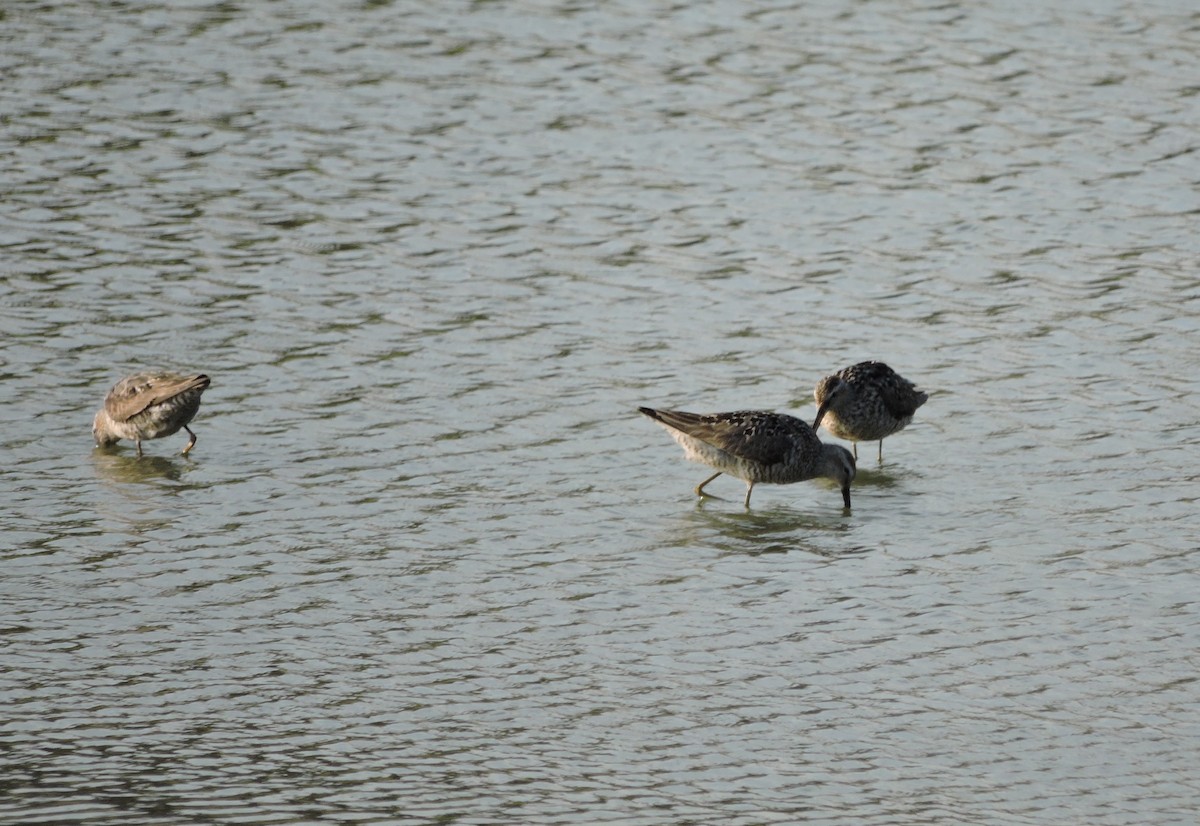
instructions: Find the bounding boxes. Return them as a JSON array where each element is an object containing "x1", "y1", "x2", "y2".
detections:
[
  {"x1": 841, "y1": 484, "x2": 851, "y2": 509},
  {"x1": 812, "y1": 399, "x2": 831, "y2": 432}
]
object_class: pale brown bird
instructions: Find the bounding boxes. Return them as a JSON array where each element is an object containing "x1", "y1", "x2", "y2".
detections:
[{"x1": 92, "y1": 371, "x2": 212, "y2": 456}]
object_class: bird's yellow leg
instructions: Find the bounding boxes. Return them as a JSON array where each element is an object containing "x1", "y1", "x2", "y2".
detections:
[{"x1": 695, "y1": 472, "x2": 722, "y2": 497}]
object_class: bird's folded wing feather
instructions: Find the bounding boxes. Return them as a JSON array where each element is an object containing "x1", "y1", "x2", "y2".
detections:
[
  {"x1": 876, "y1": 378, "x2": 926, "y2": 419},
  {"x1": 105, "y1": 374, "x2": 208, "y2": 422},
  {"x1": 657, "y1": 410, "x2": 798, "y2": 466}
]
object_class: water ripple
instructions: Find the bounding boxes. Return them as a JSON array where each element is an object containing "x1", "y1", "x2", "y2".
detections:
[{"x1": 3, "y1": 0, "x2": 1200, "y2": 823}]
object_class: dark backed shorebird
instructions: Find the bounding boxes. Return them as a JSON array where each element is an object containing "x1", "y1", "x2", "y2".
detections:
[
  {"x1": 639, "y1": 407, "x2": 856, "y2": 508},
  {"x1": 93, "y1": 371, "x2": 211, "y2": 456},
  {"x1": 812, "y1": 361, "x2": 927, "y2": 462}
]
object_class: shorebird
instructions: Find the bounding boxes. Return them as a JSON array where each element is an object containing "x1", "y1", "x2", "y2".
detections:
[
  {"x1": 93, "y1": 371, "x2": 212, "y2": 456},
  {"x1": 639, "y1": 407, "x2": 856, "y2": 508},
  {"x1": 812, "y1": 361, "x2": 927, "y2": 461}
]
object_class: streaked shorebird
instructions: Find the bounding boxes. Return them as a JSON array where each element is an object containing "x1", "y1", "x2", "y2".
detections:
[
  {"x1": 93, "y1": 371, "x2": 212, "y2": 456},
  {"x1": 638, "y1": 407, "x2": 856, "y2": 508},
  {"x1": 812, "y1": 361, "x2": 927, "y2": 462}
]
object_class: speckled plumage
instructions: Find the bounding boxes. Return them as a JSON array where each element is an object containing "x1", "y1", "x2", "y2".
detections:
[
  {"x1": 813, "y1": 361, "x2": 927, "y2": 461},
  {"x1": 638, "y1": 407, "x2": 856, "y2": 508},
  {"x1": 93, "y1": 371, "x2": 211, "y2": 456}
]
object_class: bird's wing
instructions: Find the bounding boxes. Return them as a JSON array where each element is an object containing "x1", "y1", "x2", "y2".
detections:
[
  {"x1": 643, "y1": 408, "x2": 804, "y2": 466},
  {"x1": 844, "y1": 362, "x2": 927, "y2": 419},
  {"x1": 105, "y1": 373, "x2": 210, "y2": 422},
  {"x1": 878, "y1": 381, "x2": 927, "y2": 419}
]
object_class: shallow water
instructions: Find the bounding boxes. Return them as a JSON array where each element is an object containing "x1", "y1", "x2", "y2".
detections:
[{"x1": 3, "y1": 0, "x2": 1199, "y2": 823}]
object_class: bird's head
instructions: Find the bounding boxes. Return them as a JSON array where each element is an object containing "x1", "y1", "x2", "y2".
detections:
[
  {"x1": 828, "y1": 444, "x2": 856, "y2": 509},
  {"x1": 92, "y1": 410, "x2": 118, "y2": 447},
  {"x1": 812, "y1": 375, "x2": 849, "y2": 432}
]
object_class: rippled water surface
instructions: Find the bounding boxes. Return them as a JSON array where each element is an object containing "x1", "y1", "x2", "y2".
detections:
[{"x1": 3, "y1": 0, "x2": 1199, "y2": 823}]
